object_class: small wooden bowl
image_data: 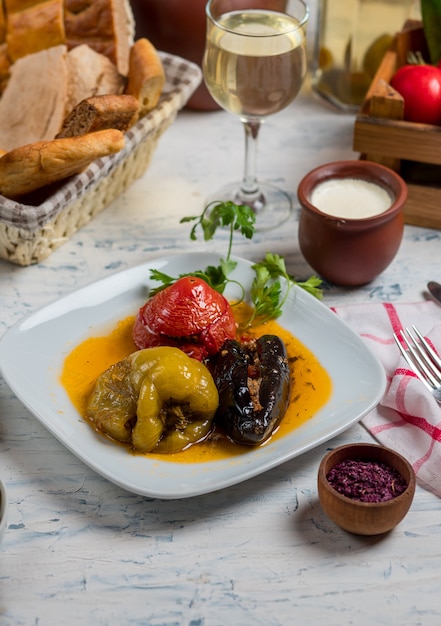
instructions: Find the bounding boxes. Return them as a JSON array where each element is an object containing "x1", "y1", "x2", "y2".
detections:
[
  {"x1": 0, "y1": 479, "x2": 7, "y2": 547},
  {"x1": 318, "y1": 443, "x2": 416, "y2": 535}
]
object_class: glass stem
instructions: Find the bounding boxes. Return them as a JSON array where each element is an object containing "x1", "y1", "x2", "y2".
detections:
[{"x1": 240, "y1": 119, "x2": 261, "y2": 197}]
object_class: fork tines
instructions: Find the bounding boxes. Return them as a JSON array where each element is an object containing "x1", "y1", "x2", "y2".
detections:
[{"x1": 393, "y1": 325, "x2": 441, "y2": 393}]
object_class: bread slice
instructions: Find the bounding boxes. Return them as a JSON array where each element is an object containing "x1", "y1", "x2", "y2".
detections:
[
  {"x1": 5, "y1": 0, "x2": 65, "y2": 62},
  {"x1": 0, "y1": 45, "x2": 68, "y2": 152},
  {"x1": 57, "y1": 94, "x2": 139, "y2": 138},
  {"x1": 0, "y1": 42, "x2": 130, "y2": 150},
  {"x1": 125, "y1": 38, "x2": 165, "y2": 118},
  {"x1": 65, "y1": 44, "x2": 126, "y2": 114},
  {"x1": 0, "y1": 128, "x2": 125, "y2": 198},
  {"x1": 64, "y1": 0, "x2": 134, "y2": 75}
]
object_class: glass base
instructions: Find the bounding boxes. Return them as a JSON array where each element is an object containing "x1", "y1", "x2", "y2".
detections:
[{"x1": 206, "y1": 181, "x2": 293, "y2": 232}]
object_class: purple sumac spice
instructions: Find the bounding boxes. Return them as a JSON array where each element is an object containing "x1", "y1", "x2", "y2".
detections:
[{"x1": 326, "y1": 459, "x2": 407, "y2": 503}]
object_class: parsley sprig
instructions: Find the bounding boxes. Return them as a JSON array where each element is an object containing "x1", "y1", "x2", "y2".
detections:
[
  {"x1": 149, "y1": 200, "x2": 322, "y2": 324},
  {"x1": 249, "y1": 253, "x2": 322, "y2": 325},
  {"x1": 149, "y1": 201, "x2": 253, "y2": 296}
]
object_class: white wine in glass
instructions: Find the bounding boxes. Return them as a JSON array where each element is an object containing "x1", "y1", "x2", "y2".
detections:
[{"x1": 203, "y1": 0, "x2": 309, "y2": 231}]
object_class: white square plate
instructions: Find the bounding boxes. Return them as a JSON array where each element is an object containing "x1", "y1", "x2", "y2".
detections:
[{"x1": 0, "y1": 252, "x2": 385, "y2": 499}]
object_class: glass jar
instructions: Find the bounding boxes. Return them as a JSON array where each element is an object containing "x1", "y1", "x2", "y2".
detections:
[{"x1": 312, "y1": 0, "x2": 415, "y2": 112}]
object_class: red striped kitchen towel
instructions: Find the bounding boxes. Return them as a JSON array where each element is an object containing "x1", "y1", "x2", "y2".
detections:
[{"x1": 332, "y1": 300, "x2": 441, "y2": 497}]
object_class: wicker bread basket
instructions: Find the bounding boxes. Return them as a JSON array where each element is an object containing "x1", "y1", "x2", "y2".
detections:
[{"x1": 0, "y1": 53, "x2": 202, "y2": 266}]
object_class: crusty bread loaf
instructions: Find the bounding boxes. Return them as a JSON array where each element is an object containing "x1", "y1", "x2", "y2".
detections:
[
  {"x1": 4, "y1": 0, "x2": 46, "y2": 11},
  {"x1": 64, "y1": 0, "x2": 134, "y2": 75},
  {"x1": 5, "y1": 0, "x2": 65, "y2": 62},
  {"x1": 0, "y1": 2, "x2": 166, "y2": 199},
  {"x1": 0, "y1": 45, "x2": 68, "y2": 152},
  {"x1": 0, "y1": 2, "x2": 6, "y2": 43},
  {"x1": 0, "y1": 0, "x2": 135, "y2": 99},
  {"x1": 65, "y1": 44, "x2": 126, "y2": 114},
  {"x1": 57, "y1": 94, "x2": 139, "y2": 138},
  {"x1": 0, "y1": 129, "x2": 125, "y2": 199},
  {"x1": 0, "y1": 43, "x2": 10, "y2": 95},
  {"x1": 125, "y1": 38, "x2": 165, "y2": 118}
]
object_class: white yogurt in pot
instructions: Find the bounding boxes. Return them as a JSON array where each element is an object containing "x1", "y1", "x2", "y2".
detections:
[{"x1": 310, "y1": 178, "x2": 393, "y2": 219}]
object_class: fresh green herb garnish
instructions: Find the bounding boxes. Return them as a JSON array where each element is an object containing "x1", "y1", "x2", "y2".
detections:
[
  {"x1": 184, "y1": 200, "x2": 256, "y2": 253},
  {"x1": 149, "y1": 201, "x2": 250, "y2": 297},
  {"x1": 149, "y1": 264, "x2": 235, "y2": 296},
  {"x1": 149, "y1": 200, "x2": 322, "y2": 324},
  {"x1": 250, "y1": 252, "x2": 322, "y2": 324}
]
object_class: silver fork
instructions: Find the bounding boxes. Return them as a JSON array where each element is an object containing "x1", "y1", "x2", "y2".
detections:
[{"x1": 393, "y1": 325, "x2": 441, "y2": 403}]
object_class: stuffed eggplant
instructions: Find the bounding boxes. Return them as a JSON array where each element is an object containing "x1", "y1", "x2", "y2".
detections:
[{"x1": 213, "y1": 334, "x2": 291, "y2": 445}]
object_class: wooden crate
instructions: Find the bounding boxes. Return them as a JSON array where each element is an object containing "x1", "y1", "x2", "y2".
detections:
[{"x1": 353, "y1": 20, "x2": 441, "y2": 229}]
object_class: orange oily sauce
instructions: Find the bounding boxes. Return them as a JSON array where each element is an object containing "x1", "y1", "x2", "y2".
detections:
[{"x1": 60, "y1": 304, "x2": 332, "y2": 463}]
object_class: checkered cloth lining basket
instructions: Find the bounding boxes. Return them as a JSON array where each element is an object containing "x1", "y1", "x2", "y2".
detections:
[{"x1": 0, "y1": 52, "x2": 202, "y2": 266}]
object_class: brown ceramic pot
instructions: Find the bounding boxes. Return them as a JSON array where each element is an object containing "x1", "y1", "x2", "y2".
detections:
[
  {"x1": 131, "y1": 0, "x2": 218, "y2": 110},
  {"x1": 297, "y1": 160, "x2": 407, "y2": 287}
]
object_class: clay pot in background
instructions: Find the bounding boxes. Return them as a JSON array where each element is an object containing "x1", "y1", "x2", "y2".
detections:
[
  {"x1": 130, "y1": 0, "x2": 290, "y2": 111},
  {"x1": 130, "y1": 0, "x2": 218, "y2": 110}
]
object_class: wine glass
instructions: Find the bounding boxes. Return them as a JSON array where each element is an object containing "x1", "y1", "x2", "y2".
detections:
[{"x1": 202, "y1": 0, "x2": 309, "y2": 231}]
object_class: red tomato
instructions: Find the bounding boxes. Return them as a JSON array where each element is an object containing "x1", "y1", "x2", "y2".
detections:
[
  {"x1": 390, "y1": 64, "x2": 441, "y2": 125},
  {"x1": 133, "y1": 276, "x2": 237, "y2": 360}
]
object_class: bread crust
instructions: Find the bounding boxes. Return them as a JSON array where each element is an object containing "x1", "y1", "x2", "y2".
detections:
[
  {"x1": 0, "y1": 43, "x2": 11, "y2": 95},
  {"x1": 64, "y1": 0, "x2": 134, "y2": 75},
  {"x1": 6, "y1": 0, "x2": 65, "y2": 62},
  {"x1": 126, "y1": 38, "x2": 165, "y2": 118},
  {"x1": 4, "y1": 0, "x2": 48, "y2": 11},
  {"x1": 0, "y1": 1, "x2": 6, "y2": 43},
  {"x1": 0, "y1": 128, "x2": 125, "y2": 198},
  {"x1": 57, "y1": 94, "x2": 139, "y2": 138}
]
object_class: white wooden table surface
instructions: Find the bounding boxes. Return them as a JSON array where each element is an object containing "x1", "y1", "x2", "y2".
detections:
[{"x1": 1, "y1": 32, "x2": 441, "y2": 625}]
